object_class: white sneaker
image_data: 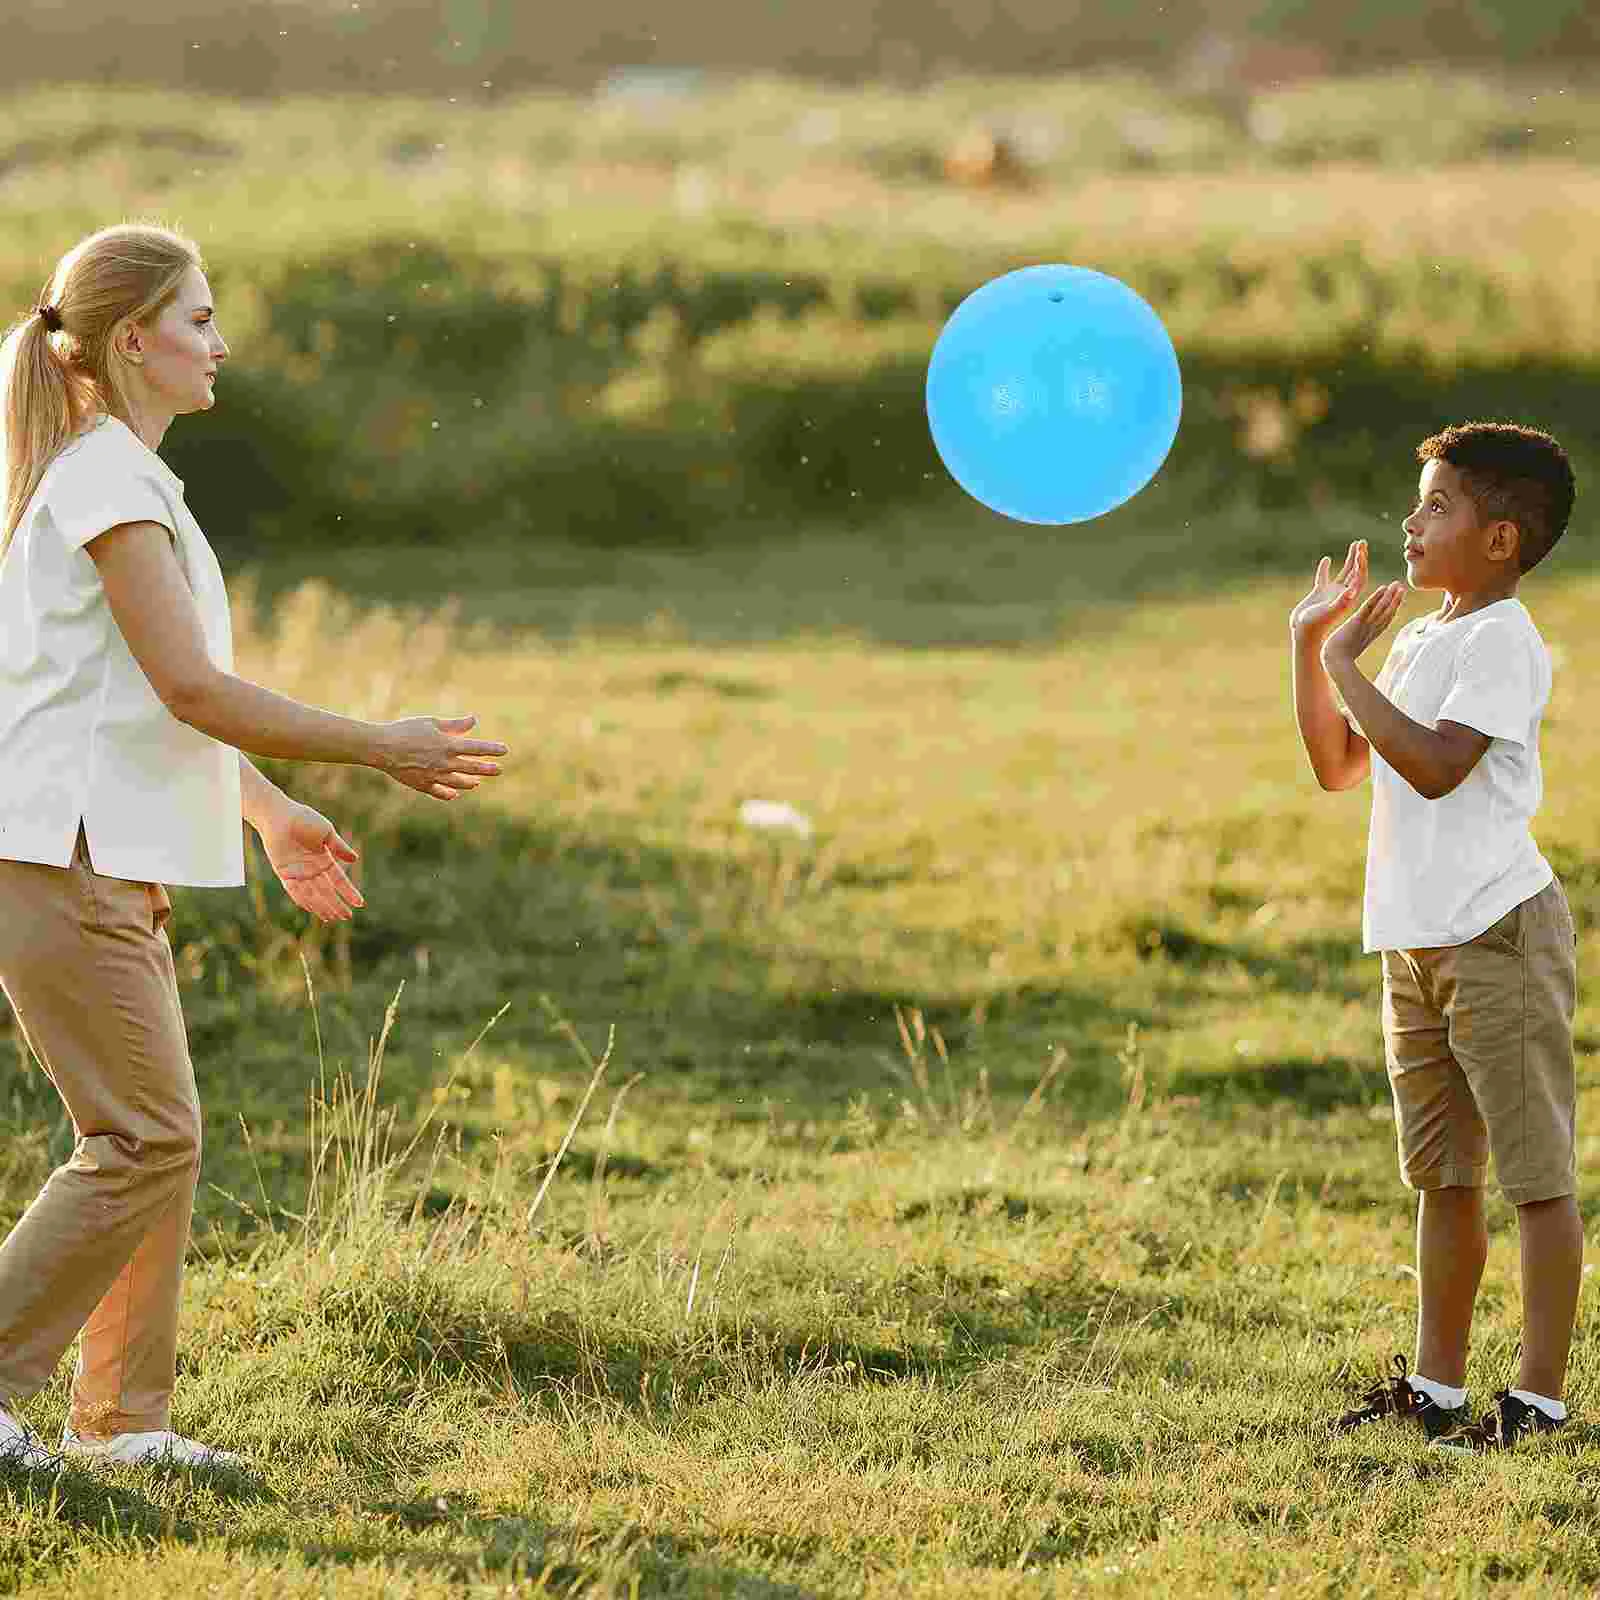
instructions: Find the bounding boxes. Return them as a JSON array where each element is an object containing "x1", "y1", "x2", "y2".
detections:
[
  {"x1": 0, "y1": 1406, "x2": 60, "y2": 1472},
  {"x1": 59, "y1": 1428, "x2": 244, "y2": 1470}
]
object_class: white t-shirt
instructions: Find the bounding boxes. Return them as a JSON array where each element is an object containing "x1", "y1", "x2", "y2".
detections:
[
  {"x1": 1355, "y1": 597, "x2": 1552, "y2": 952},
  {"x1": 0, "y1": 414, "x2": 244, "y2": 887}
]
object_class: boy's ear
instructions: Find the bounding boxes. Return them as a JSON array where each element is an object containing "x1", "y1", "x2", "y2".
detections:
[{"x1": 1486, "y1": 518, "x2": 1520, "y2": 565}]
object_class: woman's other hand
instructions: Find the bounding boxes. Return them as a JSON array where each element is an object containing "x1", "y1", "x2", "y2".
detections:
[{"x1": 256, "y1": 801, "x2": 365, "y2": 923}]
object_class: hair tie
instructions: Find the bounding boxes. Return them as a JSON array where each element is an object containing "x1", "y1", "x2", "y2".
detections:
[{"x1": 36, "y1": 304, "x2": 62, "y2": 334}]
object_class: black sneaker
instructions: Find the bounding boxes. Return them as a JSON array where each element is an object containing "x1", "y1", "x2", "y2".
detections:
[
  {"x1": 1430, "y1": 1390, "x2": 1566, "y2": 1454},
  {"x1": 1333, "y1": 1354, "x2": 1468, "y2": 1442}
]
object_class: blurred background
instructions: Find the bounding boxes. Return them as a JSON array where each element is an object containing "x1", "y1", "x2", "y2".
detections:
[{"x1": 3, "y1": 0, "x2": 1596, "y2": 596}]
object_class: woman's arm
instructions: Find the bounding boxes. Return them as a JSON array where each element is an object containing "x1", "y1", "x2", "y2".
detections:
[
  {"x1": 239, "y1": 754, "x2": 293, "y2": 831},
  {"x1": 87, "y1": 522, "x2": 506, "y2": 798}
]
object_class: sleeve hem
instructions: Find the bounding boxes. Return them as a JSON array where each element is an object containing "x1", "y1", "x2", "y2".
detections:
[
  {"x1": 1435, "y1": 711, "x2": 1525, "y2": 748},
  {"x1": 51, "y1": 489, "x2": 177, "y2": 556}
]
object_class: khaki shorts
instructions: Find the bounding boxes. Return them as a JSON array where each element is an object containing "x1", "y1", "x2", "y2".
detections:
[{"x1": 1381, "y1": 877, "x2": 1579, "y2": 1206}]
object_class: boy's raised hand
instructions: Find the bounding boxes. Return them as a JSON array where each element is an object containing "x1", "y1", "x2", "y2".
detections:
[
  {"x1": 1323, "y1": 579, "x2": 1407, "y2": 666},
  {"x1": 1289, "y1": 540, "x2": 1367, "y2": 643}
]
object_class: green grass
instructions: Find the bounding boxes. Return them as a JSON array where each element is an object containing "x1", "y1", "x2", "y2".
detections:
[
  {"x1": 3, "y1": 499, "x2": 1598, "y2": 1595},
  {"x1": 4, "y1": 66, "x2": 1600, "y2": 1598}
]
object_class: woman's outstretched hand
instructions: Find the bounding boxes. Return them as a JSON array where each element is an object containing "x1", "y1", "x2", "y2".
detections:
[
  {"x1": 257, "y1": 800, "x2": 365, "y2": 923},
  {"x1": 377, "y1": 714, "x2": 509, "y2": 801}
]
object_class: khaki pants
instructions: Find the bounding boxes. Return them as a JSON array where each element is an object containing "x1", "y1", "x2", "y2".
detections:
[{"x1": 0, "y1": 827, "x2": 197, "y2": 1437}]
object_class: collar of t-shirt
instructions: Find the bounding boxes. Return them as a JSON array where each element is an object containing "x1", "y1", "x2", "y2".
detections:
[
  {"x1": 88, "y1": 413, "x2": 186, "y2": 497},
  {"x1": 1412, "y1": 596, "x2": 1525, "y2": 635}
]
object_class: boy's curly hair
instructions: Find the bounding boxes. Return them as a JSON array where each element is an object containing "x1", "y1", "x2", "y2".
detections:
[{"x1": 1416, "y1": 421, "x2": 1575, "y2": 574}]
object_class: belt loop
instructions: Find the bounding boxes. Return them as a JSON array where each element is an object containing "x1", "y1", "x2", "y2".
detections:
[{"x1": 147, "y1": 882, "x2": 173, "y2": 934}]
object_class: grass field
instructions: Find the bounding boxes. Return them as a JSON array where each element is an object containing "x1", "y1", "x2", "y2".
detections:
[
  {"x1": 2, "y1": 504, "x2": 1598, "y2": 1596},
  {"x1": 3, "y1": 64, "x2": 1600, "y2": 1598}
]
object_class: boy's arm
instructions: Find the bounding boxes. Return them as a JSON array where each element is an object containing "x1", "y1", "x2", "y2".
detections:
[
  {"x1": 1288, "y1": 541, "x2": 1373, "y2": 791},
  {"x1": 1321, "y1": 588, "x2": 1493, "y2": 800},
  {"x1": 1291, "y1": 638, "x2": 1370, "y2": 791}
]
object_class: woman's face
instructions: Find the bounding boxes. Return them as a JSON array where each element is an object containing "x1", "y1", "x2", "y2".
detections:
[{"x1": 129, "y1": 265, "x2": 228, "y2": 417}]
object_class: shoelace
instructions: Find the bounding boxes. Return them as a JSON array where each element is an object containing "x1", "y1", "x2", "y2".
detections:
[
  {"x1": 1338, "y1": 1353, "x2": 1427, "y2": 1428},
  {"x1": 0, "y1": 1421, "x2": 57, "y2": 1466},
  {"x1": 1474, "y1": 1390, "x2": 1527, "y2": 1448},
  {"x1": 1443, "y1": 1390, "x2": 1552, "y2": 1451}
]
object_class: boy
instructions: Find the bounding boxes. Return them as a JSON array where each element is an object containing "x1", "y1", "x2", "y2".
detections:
[{"x1": 1289, "y1": 421, "x2": 1580, "y2": 1453}]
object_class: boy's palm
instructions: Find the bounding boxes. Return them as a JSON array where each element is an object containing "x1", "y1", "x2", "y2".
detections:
[{"x1": 1290, "y1": 541, "x2": 1366, "y2": 639}]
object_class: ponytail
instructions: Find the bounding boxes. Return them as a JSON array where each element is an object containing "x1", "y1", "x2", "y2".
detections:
[
  {"x1": 1, "y1": 223, "x2": 201, "y2": 560},
  {"x1": 2, "y1": 305, "x2": 91, "y2": 558}
]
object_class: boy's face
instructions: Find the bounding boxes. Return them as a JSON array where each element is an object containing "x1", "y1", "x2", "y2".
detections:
[{"x1": 1400, "y1": 459, "x2": 1519, "y2": 593}]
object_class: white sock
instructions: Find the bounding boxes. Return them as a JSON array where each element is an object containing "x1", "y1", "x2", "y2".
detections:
[
  {"x1": 1510, "y1": 1388, "x2": 1567, "y2": 1421},
  {"x1": 1410, "y1": 1374, "x2": 1468, "y2": 1410}
]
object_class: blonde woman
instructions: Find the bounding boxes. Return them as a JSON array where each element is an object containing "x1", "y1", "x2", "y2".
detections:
[{"x1": 0, "y1": 224, "x2": 509, "y2": 1471}]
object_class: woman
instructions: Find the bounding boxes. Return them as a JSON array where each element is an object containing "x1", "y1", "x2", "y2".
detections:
[{"x1": 0, "y1": 224, "x2": 508, "y2": 1471}]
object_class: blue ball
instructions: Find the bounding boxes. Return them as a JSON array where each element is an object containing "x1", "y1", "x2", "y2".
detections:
[{"x1": 925, "y1": 264, "x2": 1182, "y2": 525}]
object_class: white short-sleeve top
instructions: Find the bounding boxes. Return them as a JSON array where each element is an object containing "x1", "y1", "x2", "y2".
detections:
[
  {"x1": 1356, "y1": 597, "x2": 1552, "y2": 953},
  {"x1": 0, "y1": 414, "x2": 244, "y2": 886}
]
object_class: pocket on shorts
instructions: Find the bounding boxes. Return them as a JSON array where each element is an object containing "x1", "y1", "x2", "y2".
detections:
[
  {"x1": 1472, "y1": 902, "x2": 1524, "y2": 958},
  {"x1": 1553, "y1": 880, "x2": 1578, "y2": 953}
]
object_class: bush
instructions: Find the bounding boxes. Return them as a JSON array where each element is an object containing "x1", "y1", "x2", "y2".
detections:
[
  {"x1": 149, "y1": 236, "x2": 1600, "y2": 549},
  {"x1": 3, "y1": 82, "x2": 1598, "y2": 549}
]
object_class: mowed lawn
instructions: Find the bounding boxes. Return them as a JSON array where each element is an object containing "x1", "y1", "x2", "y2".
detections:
[{"x1": 3, "y1": 504, "x2": 1599, "y2": 1597}]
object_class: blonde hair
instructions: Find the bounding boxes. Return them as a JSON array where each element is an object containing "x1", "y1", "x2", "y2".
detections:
[{"x1": 2, "y1": 223, "x2": 201, "y2": 557}]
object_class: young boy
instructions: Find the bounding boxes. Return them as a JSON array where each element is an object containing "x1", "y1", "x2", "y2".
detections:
[{"x1": 1289, "y1": 421, "x2": 1581, "y2": 1453}]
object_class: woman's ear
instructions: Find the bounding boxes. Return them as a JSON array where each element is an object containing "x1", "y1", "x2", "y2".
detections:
[{"x1": 113, "y1": 319, "x2": 147, "y2": 366}]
